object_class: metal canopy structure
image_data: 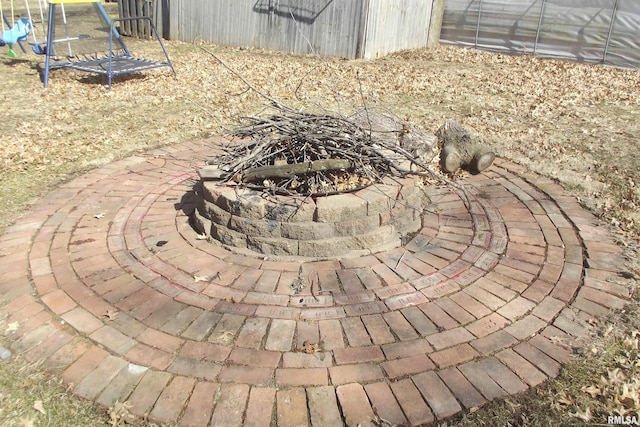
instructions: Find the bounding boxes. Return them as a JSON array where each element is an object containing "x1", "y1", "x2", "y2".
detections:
[{"x1": 440, "y1": 0, "x2": 640, "y2": 69}]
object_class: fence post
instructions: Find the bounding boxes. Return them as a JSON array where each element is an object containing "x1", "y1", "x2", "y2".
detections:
[
  {"x1": 533, "y1": 0, "x2": 546, "y2": 57},
  {"x1": 603, "y1": 0, "x2": 619, "y2": 64},
  {"x1": 427, "y1": 0, "x2": 445, "y2": 48},
  {"x1": 475, "y1": 0, "x2": 483, "y2": 48}
]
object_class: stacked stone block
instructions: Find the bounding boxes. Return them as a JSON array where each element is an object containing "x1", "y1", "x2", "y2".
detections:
[{"x1": 196, "y1": 177, "x2": 429, "y2": 259}]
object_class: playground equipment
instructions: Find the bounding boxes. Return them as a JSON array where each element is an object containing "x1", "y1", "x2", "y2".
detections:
[
  {"x1": 0, "y1": 0, "x2": 32, "y2": 57},
  {"x1": 42, "y1": 0, "x2": 175, "y2": 89}
]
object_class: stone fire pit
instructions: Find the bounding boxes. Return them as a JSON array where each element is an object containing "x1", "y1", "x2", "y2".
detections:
[
  {"x1": 194, "y1": 175, "x2": 428, "y2": 259},
  {"x1": 191, "y1": 110, "x2": 440, "y2": 259}
]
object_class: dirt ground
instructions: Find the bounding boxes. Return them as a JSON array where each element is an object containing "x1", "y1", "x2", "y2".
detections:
[{"x1": 1, "y1": 3, "x2": 640, "y2": 425}]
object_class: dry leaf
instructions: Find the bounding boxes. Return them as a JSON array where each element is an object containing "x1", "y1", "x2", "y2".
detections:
[
  {"x1": 33, "y1": 400, "x2": 46, "y2": 415},
  {"x1": 19, "y1": 418, "x2": 35, "y2": 427},
  {"x1": 224, "y1": 297, "x2": 236, "y2": 304},
  {"x1": 194, "y1": 275, "x2": 210, "y2": 283},
  {"x1": 569, "y1": 407, "x2": 592, "y2": 422},
  {"x1": 5, "y1": 322, "x2": 19, "y2": 333},
  {"x1": 108, "y1": 401, "x2": 136, "y2": 427},
  {"x1": 300, "y1": 340, "x2": 320, "y2": 354},
  {"x1": 557, "y1": 391, "x2": 575, "y2": 406},
  {"x1": 94, "y1": 212, "x2": 105, "y2": 219},
  {"x1": 581, "y1": 385, "x2": 602, "y2": 398}
]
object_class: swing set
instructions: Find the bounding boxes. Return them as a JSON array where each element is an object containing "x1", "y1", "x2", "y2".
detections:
[{"x1": 0, "y1": 0, "x2": 174, "y2": 89}]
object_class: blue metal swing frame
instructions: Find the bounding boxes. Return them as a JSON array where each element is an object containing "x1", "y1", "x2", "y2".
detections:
[{"x1": 42, "y1": 1, "x2": 175, "y2": 90}]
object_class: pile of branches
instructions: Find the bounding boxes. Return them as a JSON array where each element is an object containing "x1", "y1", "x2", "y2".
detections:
[{"x1": 210, "y1": 110, "x2": 436, "y2": 196}]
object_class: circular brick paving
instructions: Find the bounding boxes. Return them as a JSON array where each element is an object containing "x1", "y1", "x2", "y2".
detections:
[{"x1": 0, "y1": 137, "x2": 630, "y2": 426}]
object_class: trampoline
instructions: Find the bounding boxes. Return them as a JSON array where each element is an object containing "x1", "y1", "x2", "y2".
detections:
[{"x1": 42, "y1": 0, "x2": 175, "y2": 90}]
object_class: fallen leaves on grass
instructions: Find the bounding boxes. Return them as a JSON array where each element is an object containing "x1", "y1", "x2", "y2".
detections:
[
  {"x1": 32, "y1": 400, "x2": 46, "y2": 415},
  {"x1": 108, "y1": 401, "x2": 136, "y2": 426}
]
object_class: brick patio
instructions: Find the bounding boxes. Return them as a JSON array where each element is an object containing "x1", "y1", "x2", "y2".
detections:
[{"x1": 0, "y1": 137, "x2": 630, "y2": 426}]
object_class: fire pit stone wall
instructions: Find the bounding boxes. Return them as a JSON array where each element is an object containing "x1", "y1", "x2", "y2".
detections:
[{"x1": 195, "y1": 176, "x2": 428, "y2": 259}]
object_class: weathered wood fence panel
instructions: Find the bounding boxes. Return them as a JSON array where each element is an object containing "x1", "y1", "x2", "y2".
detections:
[{"x1": 158, "y1": 0, "x2": 438, "y2": 59}]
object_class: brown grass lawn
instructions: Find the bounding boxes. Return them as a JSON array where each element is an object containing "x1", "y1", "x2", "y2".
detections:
[{"x1": 1, "y1": 4, "x2": 639, "y2": 424}]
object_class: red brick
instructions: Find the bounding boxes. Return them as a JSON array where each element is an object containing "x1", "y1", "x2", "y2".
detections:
[
  {"x1": 217, "y1": 365, "x2": 273, "y2": 386},
  {"x1": 136, "y1": 327, "x2": 184, "y2": 353},
  {"x1": 427, "y1": 327, "x2": 475, "y2": 351},
  {"x1": 168, "y1": 357, "x2": 221, "y2": 381},
  {"x1": 318, "y1": 319, "x2": 345, "y2": 350},
  {"x1": 583, "y1": 277, "x2": 630, "y2": 298},
  {"x1": 413, "y1": 371, "x2": 462, "y2": 419},
  {"x1": 236, "y1": 317, "x2": 270, "y2": 349},
  {"x1": 496, "y1": 349, "x2": 548, "y2": 387},
  {"x1": 420, "y1": 302, "x2": 459, "y2": 330},
  {"x1": 32, "y1": 273, "x2": 58, "y2": 296},
  {"x1": 128, "y1": 371, "x2": 174, "y2": 417},
  {"x1": 276, "y1": 368, "x2": 328, "y2": 386},
  {"x1": 334, "y1": 346, "x2": 385, "y2": 365},
  {"x1": 229, "y1": 347, "x2": 281, "y2": 368},
  {"x1": 401, "y1": 306, "x2": 438, "y2": 336},
  {"x1": 211, "y1": 384, "x2": 251, "y2": 427},
  {"x1": 89, "y1": 325, "x2": 137, "y2": 355},
  {"x1": 476, "y1": 357, "x2": 528, "y2": 394},
  {"x1": 329, "y1": 363, "x2": 384, "y2": 385},
  {"x1": 382, "y1": 338, "x2": 433, "y2": 360},
  {"x1": 265, "y1": 319, "x2": 296, "y2": 351},
  {"x1": 383, "y1": 311, "x2": 419, "y2": 341},
  {"x1": 364, "y1": 382, "x2": 408, "y2": 426},
  {"x1": 296, "y1": 320, "x2": 319, "y2": 350},
  {"x1": 531, "y1": 297, "x2": 565, "y2": 322},
  {"x1": 390, "y1": 378, "x2": 434, "y2": 425},
  {"x1": 578, "y1": 286, "x2": 627, "y2": 310},
  {"x1": 62, "y1": 345, "x2": 109, "y2": 387},
  {"x1": 550, "y1": 263, "x2": 582, "y2": 302},
  {"x1": 529, "y1": 334, "x2": 573, "y2": 363},
  {"x1": 282, "y1": 351, "x2": 333, "y2": 368},
  {"x1": 470, "y1": 330, "x2": 518, "y2": 355},
  {"x1": 277, "y1": 388, "x2": 308, "y2": 427},
  {"x1": 74, "y1": 355, "x2": 128, "y2": 400},
  {"x1": 466, "y1": 313, "x2": 510, "y2": 338},
  {"x1": 126, "y1": 343, "x2": 174, "y2": 370},
  {"x1": 61, "y1": 307, "x2": 103, "y2": 334},
  {"x1": 362, "y1": 314, "x2": 396, "y2": 345},
  {"x1": 42, "y1": 337, "x2": 91, "y2": 371},
  {"x1": 23, "y1": 328, "x2": 73, "y2": 363},
  {"x1": 514, "y1": 342, "x2": 561, "y2": 378},
  {"x1": 337, "y1": 383, "x2": 377, "y2": 426},
  {"x1": 449, "y1": 291, "x2": 492, "y2": 319},
  {"x1": 244, "y1": 387, "x2": 276, "y2": 427},
  {"x1": 504, "y1": 315, "x2": 547, "y2": 340},
  {"x1": 430, "y1": 343, "x2": 479, "y2": 368},
  {"x1": 382, "y1": 354, "x2": 435, "y2": 379},
  {"x1": 179, "y1": 341, "x2": 231, "y2": 363},
  {"x1": 522, "y1": 279, "x2": 555, "y2": 303},
  {"x1": 458, "y1": 360, "x2": 507, "y2": 400},
  {"x1": 437, "y1": 367, "x2": 486, "y2": 409},
  {"x1": 434, "y1": 297, "x2": 475, "y2": 325},
  {"x1": 497, "y1": 296, "x2": 536, "y2": 321},
  {"x1": 149, "y1": 376, "x2": 196, "y2": 424},
  {"x1": 307, "y1": 386, "x2": 343, "y2": 426},
  {"x1": 341, "y1": 317, "x2": 372, "y2": 347}
]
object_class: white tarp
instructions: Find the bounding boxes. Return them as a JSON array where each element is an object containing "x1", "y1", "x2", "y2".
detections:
[{"x1": 440, "y1": 0, "x2": 640, "y2": 69}]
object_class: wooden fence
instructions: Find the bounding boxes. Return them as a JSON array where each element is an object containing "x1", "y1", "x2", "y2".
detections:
[{"x1": 117, "y1": 0, "x2": 444, "y2": 59}]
